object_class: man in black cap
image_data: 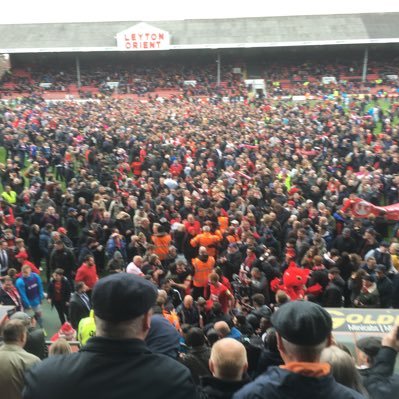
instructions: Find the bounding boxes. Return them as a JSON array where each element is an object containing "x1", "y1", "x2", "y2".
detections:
[
  {"x1": 23, "y1": 273, "x2": 197, "y2": 399},
  {"x1": 233, "y1": 300, "x2": 364, "y2": 399}
]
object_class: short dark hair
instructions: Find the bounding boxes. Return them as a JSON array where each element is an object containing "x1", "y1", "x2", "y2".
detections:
[
  {"x1": 75, "y1": 281, "x2": 85, "y2": 291},
  {"x1": 54, "y1": 268, "x2": 64, "y2": 275},
  {"x1": 3, "y1": 319, "x2": 26, "y2": 343},
  {"x1": 185, "y1": 327, "x2": 206, "y2": 347},
  {"x1": 252, "y1": 293, "x2": 265, "y2": 307},
  {"x1": 206, "y1": 328, "x2": 219, "y2": 346},
  {"x1": 264, "y1": 327, "x2": 278, "y2": 352}
]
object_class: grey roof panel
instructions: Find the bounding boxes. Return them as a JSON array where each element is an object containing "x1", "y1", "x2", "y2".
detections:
[{"x1": 0, "y1": 13, "x2": 398, "y2": 52}]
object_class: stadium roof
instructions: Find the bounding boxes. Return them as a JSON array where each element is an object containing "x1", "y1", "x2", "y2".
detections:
[{"x1": 1, "y1": 13, "x2": 399, "y2": 53}]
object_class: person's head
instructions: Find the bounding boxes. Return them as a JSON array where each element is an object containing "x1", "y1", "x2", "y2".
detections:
[
  {"x1": 3, "y1": 319, "x2": 27, "y2": 346},
  {"x1": 209, "y1": 338, "x2": 248, "y2": 381},
  {"x1": 1, "y1": 275, "x2": 15, "y2": 291},
  {"x1": 375, "y1": 264, "x2": 387, "y2": 279},
  {"x1": 75, "y1": 281, "x2": 87, "y2": 293},
  {"x1": 252, "y1": 293, "x2": 265, "y2": 308},
  {"x1": 133, "y1": 256, "x2": 143, "y2": 267},
  {"x1": 251, "y1": 267, "x2": 262, "y2": 280},
  {"x1": 48, "y1": 338, "x2": 72, "y2": 357},
  {"x1": 362, "y1": 274, "x2": 374, "y2": 289},
  {"x1": 183, "y1": 295, "x2": 194, "y2": 309},
  {"x1": 199, "y1": 246, "x2": 208, "y2": 256},
  {"x1": 54, "y1": 268, "x2": 64, "y2": 281},
  {"x1": 214, "y1": 321, "x2": 231, "y2": 338},
  {"x1": 321, "y1": 346, "x2": 367, "y2": 395},
  {"x1": 175, "y1": 260, "x2": 186, "y2": 274},
  {"x1": 49, "y1": 338, "x2": 72, "y2": 356},
  {"x1": 209, "y1": 272, "x2": 219, "y2": 286},
  {"x1": 356, "y1": 336, "x2": 382, "y2": 367},
  {"x1": 15, "y1": 251, "x2": 28, "y2": 264},
  {"x1": 379, "y1": 241, "x2": 389, "y2": 253},
  {"x1": 10, "y1": 311, "x2": 32, "y2": 328},
  {"x1": 21, "y1": 265, "x2": 32, "y2": 278},
  {"x1": 366, "y1": 257, "x2": 376, "y2": 269},
  {"x1": 92, "y1": 273, "x2": 157, "y2": 341},
  {"x1": 272, "y1": 300, "x2": 333, "y2": 363},
  {"x1": 85, "y1": 255, "x2": 95, "y2": 266},
  {"x1": 264, "y1": 327, "x2": 279, "y2": 352},
  {"x1": 328, "y1": 267, "x2": 341, "y2": 281},
  {"x1": 342, "y1": 228, "x2": 351, "y2": 238},
  {"x1": 185, "y1": 327, "x2": 206, "y2": 348},
  {"x1": 206, "y1": 328, "x2": 220, "y2": 346}
]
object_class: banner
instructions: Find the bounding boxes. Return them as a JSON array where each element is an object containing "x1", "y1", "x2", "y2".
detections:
[
  {"x1": 341, "y1": 197, "x2": 399, "y2": 221},
  {"x1": 183, "y1": 80, "x2": 197, "y2": 87},
  {"x1": 39, "y1": 83, "x2": 53, "y2": 88},
  {"x1": 105, "y1": 82, "x2": 119, "y2": 89},
  {"x1": 322, "y1": 76, "x2": 337, "y2": 85},
  {"x1": 327, "y1": 308, "x2": 399, "y2": 333}
]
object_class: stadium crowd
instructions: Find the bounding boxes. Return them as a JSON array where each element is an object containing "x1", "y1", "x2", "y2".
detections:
[
  {"x1": 1, "y1": 58, "x2": 399, "y2": 98},
  {"x1": 0, "y1": 62, "x2": 246, "y2": 97},
  {"x1": 0, "y1": 83, "x2": 399, "y2": 399}
]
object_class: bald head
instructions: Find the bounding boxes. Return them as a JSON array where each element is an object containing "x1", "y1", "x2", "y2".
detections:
[
  {"x1": 183, "y1": 295, "x2": 194, "y2": 308},
  {"x1": 199, "y1": 246, "x2": 208, "y2": 256},
  {"x1": 214, "y1": 321, "x2": 230, "y2": 338},
  {"x1": 209, "y1": 338, "x2": 248, "y2": 381}
]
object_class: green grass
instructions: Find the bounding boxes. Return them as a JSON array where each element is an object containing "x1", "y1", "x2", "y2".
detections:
[{"x1": 364, "y1": 98, "x2": 399, "y2": 135}]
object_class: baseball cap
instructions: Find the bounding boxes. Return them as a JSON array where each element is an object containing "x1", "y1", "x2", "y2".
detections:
[
  {"x1": 92, "y1": 273, "x2": 157, "y2": 322},
  {"x1": 10, "y1": 311, "x2": 31, "y2": 326},
  {"x1": 15, "y1": 251, "x2": 28, "y2": 260},
  {"x1": 271, "y1": 300, "x2": 332, "y2": 346}
]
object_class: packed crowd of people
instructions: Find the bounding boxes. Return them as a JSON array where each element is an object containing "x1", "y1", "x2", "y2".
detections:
[
  {"x1": 0, "y1": 61, "x2": 246, "y2": 97},
  {"x1": 0, "y1": 73, "x2": 399, "y2": 398},
  {"x1": 1, "y1": 57, "x2": 399, "y2": 99},
  {"x1": 265, "y1": 58, "x2": 399, "y2": 96}
]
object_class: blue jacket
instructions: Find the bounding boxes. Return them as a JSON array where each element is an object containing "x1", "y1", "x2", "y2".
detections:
[
  {"x1": 233, "y1": 365, "x2": 365, "y2": 399},
  {"x1": 16, "y1": 273, "x2": 44, "y2": 309}
]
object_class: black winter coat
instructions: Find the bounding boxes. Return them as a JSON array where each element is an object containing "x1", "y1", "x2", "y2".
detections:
[
  {"x1": 376, "y1": 276, "x2": 393, "y2": 308},
  {"x1": 199, "y1": 376, "x2": 250, "y2": 399},
  {"x1": 359, "y1": 346, "x2": 399, "y2": 399},
  {"x1": 47, "y1": 276, "x2": 72, "y2": 303},
  {"x1": 23, "y1": 337, "x2": 197, "y2": 399}
]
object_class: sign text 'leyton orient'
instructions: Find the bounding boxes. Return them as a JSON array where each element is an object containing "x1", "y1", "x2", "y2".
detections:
[{"x1": 116, "y1": 23, "x2": 171, "y2": 51}]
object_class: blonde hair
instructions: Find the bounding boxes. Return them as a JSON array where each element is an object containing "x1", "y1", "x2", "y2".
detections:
[
  {"x1": 49, "y1": 338, "x2": 72, "y2": 356},
  {"x1": 321, "y1": 346, "x2": 368, "y2": 396}
]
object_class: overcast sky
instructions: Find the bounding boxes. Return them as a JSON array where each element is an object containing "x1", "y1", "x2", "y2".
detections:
[{"x1": 1, "y1": 0, "x2": 399, "y2": 24}]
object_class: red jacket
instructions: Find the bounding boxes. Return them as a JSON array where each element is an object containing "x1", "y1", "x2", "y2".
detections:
[{"x1": 75, "y1": 263, "x2": 98, "y2": 289}]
